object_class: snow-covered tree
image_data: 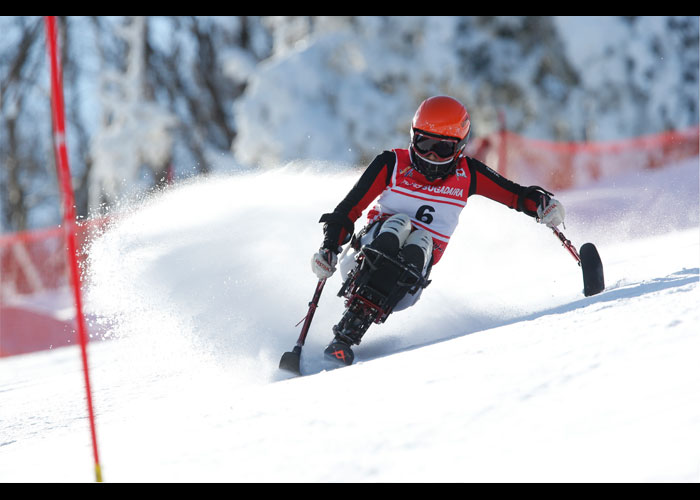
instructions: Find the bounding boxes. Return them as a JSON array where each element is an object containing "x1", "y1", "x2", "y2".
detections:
[
  {"x1": 231, "y1": 16, "x2": 698, "y2": 170},
  {"x1": 0, "y1": 16, "x2": 697, "y2": 231},
  {"x1": 89, "y1": 16, "x2": 179, "y2": 215}
]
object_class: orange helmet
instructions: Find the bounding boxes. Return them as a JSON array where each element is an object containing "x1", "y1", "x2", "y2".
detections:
[{"x1": 409, "y1": 96, "x2": 471, "y2": 181}]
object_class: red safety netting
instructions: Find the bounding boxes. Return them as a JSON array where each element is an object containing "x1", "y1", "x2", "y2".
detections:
[
  {"x1": 0, "y1": 218, "x2": 109, "y2": 357},
  {"x1": 467, "y1": 126, "x2": 699, "y2": 190}
]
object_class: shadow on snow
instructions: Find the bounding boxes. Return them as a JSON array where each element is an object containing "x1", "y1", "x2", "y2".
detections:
[{"x1": 294, "y1": 267, "x2": 699, "y2": 376}]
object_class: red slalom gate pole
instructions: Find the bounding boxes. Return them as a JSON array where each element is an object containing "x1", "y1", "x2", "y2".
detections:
[{"x1": 44, "y1": 16, "x2": 103, "y2": 483}]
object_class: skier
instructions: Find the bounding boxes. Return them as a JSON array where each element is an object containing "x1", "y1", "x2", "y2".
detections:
[{"x1": 311, "y1": 95, "x2": 565, "y2": 366}]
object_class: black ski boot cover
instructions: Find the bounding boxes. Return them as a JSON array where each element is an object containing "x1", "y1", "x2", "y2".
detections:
[{"x1": 324, "y1": 340, "x2": 355, "y2": 366}]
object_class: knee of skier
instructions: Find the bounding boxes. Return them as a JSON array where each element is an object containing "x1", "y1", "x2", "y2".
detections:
[
  {"x1": 376, "y1": 214, "x2": 412, "y2": 247},
  {"x1": 402, "y1": 229, "x2": 433, "y2": 273},
  {"x1": 361, "y1": 214, "x2": 414, "y2": 261}
]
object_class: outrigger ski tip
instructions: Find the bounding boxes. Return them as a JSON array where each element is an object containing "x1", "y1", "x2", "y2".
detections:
[
  {"x1": 279, "y1": 345, "x2": 303, "y2": 375},
  {"x1": 580, "y1": 242, "x2": 605, "y2": 297},
  {"x1": 279, "y1": 277, "x2": 328, "y2": 376},
  {"x1": 550, "y1": 226, "x2": 605, "y2": 297}
]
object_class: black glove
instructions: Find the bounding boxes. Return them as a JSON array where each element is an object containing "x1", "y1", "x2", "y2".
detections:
[{"x1": 319, "y1": 212, "x2": 354, "y2": 254}]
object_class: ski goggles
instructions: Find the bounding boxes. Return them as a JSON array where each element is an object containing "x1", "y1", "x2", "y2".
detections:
[{"x1": 411, "y1": 130, "x2": 466, "y2": 161}]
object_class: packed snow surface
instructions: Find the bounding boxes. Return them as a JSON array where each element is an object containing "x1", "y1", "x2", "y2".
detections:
[{"x1": 1, "y1": 157, "x2": 698, "y2": 482}]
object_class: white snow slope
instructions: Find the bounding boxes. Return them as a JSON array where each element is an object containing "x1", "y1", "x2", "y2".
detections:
[{"x1": 1, "y1": 157, "x2": 699, "y2": 483}]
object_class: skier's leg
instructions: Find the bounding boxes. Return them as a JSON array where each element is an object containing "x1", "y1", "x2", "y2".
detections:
[
  {"x1": 325, "y1": 214, "x2": 413, "y2": 365},
  {"x1": 338, "y1": 214, "x2": 409, "y2": 281},
  {"x1": 400, "y1": 228, "x2": 433, "y2": 273},
  {"x1": 392, "y1": 229, "x2": 433, "y2": 312},
  {"x1": 326, "y1": 220, "x2": 433, "y2": 365},
  {"x1": 363, "y1": 214, "x2": 412, "y2": 294}
]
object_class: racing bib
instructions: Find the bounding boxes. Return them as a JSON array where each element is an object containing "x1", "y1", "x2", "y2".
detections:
[{"x1": 366, "y1": 149, "x2": 471, "y2": 263}]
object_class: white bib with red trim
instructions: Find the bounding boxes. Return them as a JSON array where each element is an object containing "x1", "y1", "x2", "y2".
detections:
[{"x1": 367, "y1": 149, "x2": 470, "y2": 260}]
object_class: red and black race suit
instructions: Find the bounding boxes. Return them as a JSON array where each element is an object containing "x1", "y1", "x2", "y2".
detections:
[{"x1": 320, "y1": 149, "x2": 547, "y2": 265}]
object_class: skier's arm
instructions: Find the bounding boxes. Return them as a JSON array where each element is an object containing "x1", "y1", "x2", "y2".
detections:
[
  {"x1": 465, "y1": 156, "x2": 550, "y2": 218},
  {"x1": 319, "y1": 150, "x2": 396, "y2": 252}
]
